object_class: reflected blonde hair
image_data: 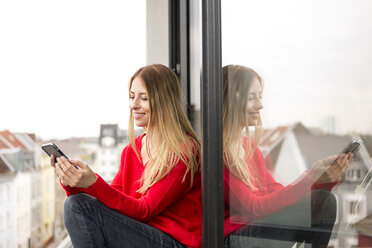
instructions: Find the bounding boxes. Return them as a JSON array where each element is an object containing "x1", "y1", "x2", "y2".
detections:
[
  {"x1": 128, "y1": 64, "x2": 200, "y2": 193},
  {"x1": 223, "y1": 65, "x2": 263, "y2": 190}
]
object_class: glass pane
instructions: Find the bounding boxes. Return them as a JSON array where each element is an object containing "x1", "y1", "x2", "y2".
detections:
[
  {"x1": 222, "y1": 1, "x2": 372, "y2": 247},
  {"x1": 0, "y1": 1, "x2": 146, "y2": 140},
  {"x1": 189, "y1": 0, "x2": 202, "y2": 136},
  {"x1": 0, "y1": 2, "x2": 146, "y2": 247}
]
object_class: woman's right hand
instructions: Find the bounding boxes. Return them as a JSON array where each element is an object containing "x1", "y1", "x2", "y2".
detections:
[
  {"x1": 310, "y1": 153, "x2": 353, "y2": 184},
  {"x1": 50, "y1": 154, "x2": 56, "y2": 168},
  {"x1": 50, "y1": 155, "x2": 97, "y2": 188}
]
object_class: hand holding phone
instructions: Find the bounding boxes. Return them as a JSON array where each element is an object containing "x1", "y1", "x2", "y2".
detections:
[
  {"x1": 41, "y1": 142, "x2": 80, "y2": 170},
  {"x1": 311, "y1": 141, "x2": 359, "y2": 184},
  {"x1": 42, "y1": 143, "x2": 69, "y2": 163},
  {"x1": 42, "y1": 143, "x2": 97, "y2": 187},
  {"x1": 341, "y1": 140, "x2": 360, "y2": 154}
]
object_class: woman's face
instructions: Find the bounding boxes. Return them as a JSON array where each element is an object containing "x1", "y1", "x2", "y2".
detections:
[
  {"x1": 129, "y1": 77, "x2": 151, "y2": 129},
  {"x1": 246, "y1": 77, "x2": 263, "y2": 126}
]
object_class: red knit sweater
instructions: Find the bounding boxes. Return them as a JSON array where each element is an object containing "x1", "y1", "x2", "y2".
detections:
[
  {"x1": 62, "y1": 134, "x2": 202, "y2": 248},
  {"x1": 224, "y1": 138, "x2": 335, "y2": 237}
]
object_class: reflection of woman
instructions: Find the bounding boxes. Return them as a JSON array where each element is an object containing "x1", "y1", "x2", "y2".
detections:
[
  {"x1": 51, "y1": 64, "x2": 201, "y2": 248},
  {"x1": 222, "y1": 65, "x2": 352, "y2": 248}
]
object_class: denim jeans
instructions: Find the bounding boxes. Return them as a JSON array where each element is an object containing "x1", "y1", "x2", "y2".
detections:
[
  {"x1": 64, "y1": 193, "x2": 186, "y2": 248},
  {"x1": 225, "y1": 190, "x2": 337, "y2": 248}
]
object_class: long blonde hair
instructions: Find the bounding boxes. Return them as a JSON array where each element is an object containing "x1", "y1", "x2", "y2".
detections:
[
  {"x1": 223, "y1": 65, "x2": 263, "y2": 190},
  {"x1": 128, "y1": 64, "x2": 200, "y2": 193}
]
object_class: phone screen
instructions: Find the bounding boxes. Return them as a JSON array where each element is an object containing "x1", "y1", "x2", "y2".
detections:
[
  {"x1": 42, "y1": 143, "x2": 69, "y2": 163},
  {"x1": 342, "y1": 141, "x2": 360, "y2": 154}
]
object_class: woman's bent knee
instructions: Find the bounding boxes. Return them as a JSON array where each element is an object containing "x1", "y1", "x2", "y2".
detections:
[
  {"x1": 65, "y1": 193, "x2": 97, "y2": 210},
  {"x1": 311, "y1": 190, "x2": 337, "y2": 224},
  {"x1": 64, "y1": 193, "x2": 98, "y2": 224}
]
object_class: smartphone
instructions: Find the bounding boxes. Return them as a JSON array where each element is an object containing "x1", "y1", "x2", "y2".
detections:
[
  {"x1": 42, "y1": 143, "x2": 69, "y2": 163},
  {"x1": 341, "y1": 140, "x2": 361, "y2": 154}
]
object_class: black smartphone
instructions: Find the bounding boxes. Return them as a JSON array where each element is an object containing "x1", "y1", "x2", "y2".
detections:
[
  {"x1": 341, "y1": 140, "x2": 361, "y2": 154},
  {"x1": 42, "y1": 143, "x2": 69, "y2": 163}
]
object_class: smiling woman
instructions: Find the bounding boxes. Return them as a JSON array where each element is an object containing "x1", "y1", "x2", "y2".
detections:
[
  {"x1": 222, "y1": 65, "x2": 353, "y2": 248},
  {"x1": 221, "y1": 1, "x2": 372, "y2": 246},
  {"x1": 52, "y1": 64, "x2": 202, "y2": 247},
  {"x1": 129, "y1": 77, "x2": 150, "y2": 129}
]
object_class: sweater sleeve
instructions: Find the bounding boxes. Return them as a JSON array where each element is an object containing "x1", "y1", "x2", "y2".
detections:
[
  {"x1": 263, "y1": 168, "x2": 285, "y2": 193},
  {"x1": 61, "y1": 181, "x2": 90, "y2": 196},
  {"x1": 255, "y1": 148, "x2": 336, "y2": 193},
  {"x1": 255, "y1": 149, "x2": 284, "y2": 193},
  {"x1": 226, "y1": 169, "x2": 313, "y2": 221},
  {"x1": 311, "y1": 181, "x2": 337, "y2": 191},
  {"x1": 263, "y1": 166, "x2": 336, "y2": 192},
  {"x1": 86, "y1": 160, "x2": 193, "y2": 222}
]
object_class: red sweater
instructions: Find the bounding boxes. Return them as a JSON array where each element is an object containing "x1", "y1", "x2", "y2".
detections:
[
  {"x1": 224, "y1": 139, "x2": 334, "y2": 237},
  {"x1": 62, "y1": 134, "x2": 202, "y2": 248}
]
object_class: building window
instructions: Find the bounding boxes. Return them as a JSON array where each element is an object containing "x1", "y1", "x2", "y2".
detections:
[
  {"x1": 0, "y1": 214, "x2": 3, "y2": 230},
  {"x1": 345, "y1": 194, "x2": 366, "y2": 223},
  {"x1": 6, "y1": 212, "x2": 10, "y2": 227},
  {"x1": 349, "y1": 201, "x2": 359, "y2": 215},
  {"x1": 346, "y1": 168, "x2": 365, "y2": 182},
  {"x1": 6, "y1": 185, "x2": 10, "y2": 201}
]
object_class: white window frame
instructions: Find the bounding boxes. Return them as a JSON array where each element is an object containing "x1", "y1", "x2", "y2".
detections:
[{"x1": 344, "y1": 193, "x2": 367, "y2": 223}]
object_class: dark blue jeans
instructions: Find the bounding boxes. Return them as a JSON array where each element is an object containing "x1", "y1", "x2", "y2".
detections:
[
  {"x1": 225, "y1": 190, "x2": 337, "y2": 248},
  {"x1": 64, "y1": 193, "x2": 186, "y2": 248}
]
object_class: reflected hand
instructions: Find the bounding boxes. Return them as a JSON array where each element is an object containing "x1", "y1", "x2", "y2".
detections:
[
  {"x1": 55, "y1": 156, "x2": 97, "y2": 188},
  {"x1": 310, "y1": 153, "x2": 353, "y2": 184}
]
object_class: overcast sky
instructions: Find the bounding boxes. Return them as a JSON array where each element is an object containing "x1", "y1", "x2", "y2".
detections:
[
  {"x1": 0, "y1": 1, "x2": 146, "y2": 140},
  {"x1": 222, "y1": 0, "x2": 372, "y2": 135},
  {"x1": 1, "y1": 0, "x2": 371, "y2": 140}
]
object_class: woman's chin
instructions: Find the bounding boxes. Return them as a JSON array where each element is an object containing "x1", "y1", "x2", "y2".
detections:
[
  {"x1": 134, "y1": 122, "x2": 146, "y2": 128},
  {"x1": 244, "y1": 119, "x2": 259, "y2": 127}
]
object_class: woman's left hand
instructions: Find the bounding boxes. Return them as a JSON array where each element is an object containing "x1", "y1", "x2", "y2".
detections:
[
  {"x1": 310, "y1": 153, "x2": 353, "y2": 184},
  {"x1": 56, "y1": 156, "x2": 98, "y2": 188}
]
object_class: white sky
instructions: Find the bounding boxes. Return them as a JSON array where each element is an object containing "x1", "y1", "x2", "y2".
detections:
[
  {"x1": 222, "y1": 0, "x2": 372, "y2": 135},
  {"x1": 0, "y1": 1, "x2": 146, "y2": 140},
  {"x1": 1, "y1": 0, "x2": 371, "y2": 140}
]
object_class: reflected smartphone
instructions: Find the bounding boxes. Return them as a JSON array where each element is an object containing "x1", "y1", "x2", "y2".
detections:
[
  {"x1": 341, "y1": 140, "x2": 361, "y2": 154},
  {"x1": 332, "y1": 140, "x2": 360, "y2": 165},
  {"x1": 42, "y1": 143, "x2": 69, "y2": 163}
]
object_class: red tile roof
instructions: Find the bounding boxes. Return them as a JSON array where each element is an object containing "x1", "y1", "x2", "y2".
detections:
[
  {"x1": 0, "y1": 130, "x2": 28, "y2": 151},
  {"x1": 0, "y1": 138, "x2": 9, "y2": 149},
  {"x1": 0, "y1": 159, "x2": 10, "y2": 173}
]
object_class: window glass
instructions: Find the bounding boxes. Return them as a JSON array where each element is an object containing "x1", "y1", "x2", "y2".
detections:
[
  {"x1": 0, "y1": 2, "x2": 146, "y2": 247},
  {"x1": 0, "y1": 1, "x2": 146, "y2": 140},
  {"x1": 222, "y1": 1, "x2": 372, "y2": 247},
  {"x1": 189, "y1": 0, "x2": 202, "y2": 136}
]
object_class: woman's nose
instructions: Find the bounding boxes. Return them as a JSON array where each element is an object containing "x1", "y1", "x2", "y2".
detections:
[
  {"x1": 130, "y1": 98, "x2": 140, "y2": 110},
  {"x1": 256, "y1": 98, "x2": 263, "y2": 110}
]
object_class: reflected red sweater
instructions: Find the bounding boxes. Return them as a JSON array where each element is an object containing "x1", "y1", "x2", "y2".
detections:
[
  {"x1": 62, "y1": 134, "x2": 202, "y2": 248},
  {"x1": 224, "y1": 139, "x2": 335, "y2": 237}
]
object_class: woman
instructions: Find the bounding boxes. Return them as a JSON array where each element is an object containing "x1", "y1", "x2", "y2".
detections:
[
  {"x1": 222, "y1": 64, "x2": 352, "y2": 248},
  {"x1": 51, "y1": 64, "x2": 201, "y2": 248}
]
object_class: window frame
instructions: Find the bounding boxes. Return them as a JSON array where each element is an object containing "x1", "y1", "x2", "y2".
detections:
[{"x1": 169, "y1": 0, "x2": 224, "y2": 246}]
